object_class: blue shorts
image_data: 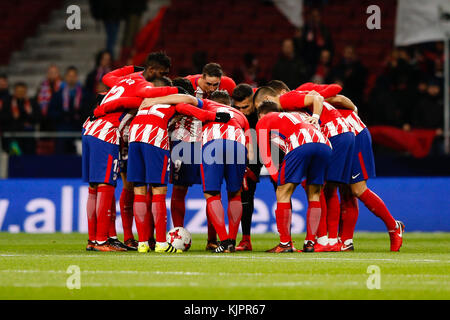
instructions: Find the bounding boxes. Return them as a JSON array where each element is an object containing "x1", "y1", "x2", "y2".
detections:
[
  {"x1": 170, "y1": 141, "x2": 202, "y2": 186},
  {"x1": 201, "y1": 139, "x2": 247, "y2": 193},
  {"x1": 350, "y1": 128, "x2": 376, "y2": 183},
  {"x1": 327, "y1": 132, "x2": 355, "y2": 184},
  {"x1": 127, "y1": 142, "x2": 170, "y2": 185},
  {"x1": 82, "y1": 134, "x2": 120, "y2": 186},
  {"x1": 278, "y1": 143, "x2": 332, "y2": 186}
]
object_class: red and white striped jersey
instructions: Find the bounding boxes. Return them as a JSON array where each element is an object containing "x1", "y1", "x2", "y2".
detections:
[
  {"x1": 169, "y1": 75, "x2": 237, "y2": 143},
  {"x1": 82, "y1": 111, "x2": 129, "y2": 145},
  {"x1": 199, "y1": 99, "x2": 250, "y2": 147},
  {"x1": 129, "y1": 103, "x2": 216, "y2": 150},
  {"x1": 256, "y1": 111, "x2": 331, "y2": 178},
  {"x1": 338, "y1": 108, "x2": 366, "y2": 135},
  {"x1": 279, "y1": 90, "x2": 353, "y2": 138}
]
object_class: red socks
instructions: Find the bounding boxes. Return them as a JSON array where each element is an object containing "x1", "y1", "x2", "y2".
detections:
[
  {"x1": 133, "y1": 194, "x2": 149, "y2": 242},
  {"x1": 108, "y1": 195, "x2": 117, "y2": 238},
  {"x1": 96, "y1": 185, "x2": 115, "y2": 243},
  {"x1": 87, "y1": 187, "x2": 97, "y2": 242},
  {"x1": 171, "y1": 187, "x2": 188, "y2": 227},
  {"x1": 305, "y1": 201, "x2": 321, "y2": 241},
  {"x1": 146, "y1": 191, "x2": 154, "y2": 240},
  {"x1": 316, "y1": 191, "x2": 328, "y2": 238},
  {"x1": 152, "y1": 194, "x2": 167, "y2": 243},
  {"x1": 275, "y1": 202, "x2": 292, "y2": 243},
  {"x1": 227, "y1": 194, "x2": 242, "y2": 241},
  {"x1": 340, "y1": 195, "x2": 359, "y2": 242},
  {"x1": 325, "y1": 188, "x2": 340, "y2": 239},
  {"x1": 206, "y1": 195, "x2": 228, "y2": 241},
  {"x1": 359, "y1": 188, "x2": 396, "y2": 230},
  {"x1": 119, "y1": 189, "x2": 134, "y2": 241}
]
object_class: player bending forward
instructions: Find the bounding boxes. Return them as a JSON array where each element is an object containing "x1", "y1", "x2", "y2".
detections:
[
  {"x1": 256, "y1": 101, "x2": 332, "y2": 252},
  {"x1": 127, "y1": 94, "x2": 230, "y2": 253}
]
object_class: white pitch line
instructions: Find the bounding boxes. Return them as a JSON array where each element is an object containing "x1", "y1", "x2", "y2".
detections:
[
  {"x1": 0, "y1": 269, "x2": 265, "y2": 276},
  {"x1": 1, "y1": 253, "x2": 449, "y2": 264}
]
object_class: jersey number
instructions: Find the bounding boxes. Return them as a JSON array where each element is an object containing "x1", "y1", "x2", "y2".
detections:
[
  {"x1": 279, "y1": 113, "x2": 300, "y2": 124},
  {"x1": 102, "y1": 86, "x2": 125, "y2": 104},
  {"x1": 149, "y1": 104, "x2": 172, "y2": 118}
]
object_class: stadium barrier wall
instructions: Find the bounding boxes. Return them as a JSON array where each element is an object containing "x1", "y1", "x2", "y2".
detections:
[{"x1": 0, "y1": 177, "x2": 449, "y2": 233}]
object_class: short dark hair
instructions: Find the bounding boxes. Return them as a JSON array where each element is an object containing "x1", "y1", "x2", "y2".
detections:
[
  {"x1": 258, "y1": 101, "x2": 281, "y2": 117},
  {"x1": 173, "y1": 77, "x2": 195, "y2": 96},
  {"x1": 66, "y1": 66, "x2": 78, "y2": 74},
  {"x1": 14, "y1": 82, "x2": 27, "y2": 89},
  {"x1": 202, "y1": 62, "x2": 223, "y2": 78},
  {"x1": 152, "y1": 76, "x2": 173, "y2": 87},
  {"x1": 0, "y1": 73, "x2": 7, "y2": 80},
  {"x1": 145, "y1": 51, "x2": 171, "y2": 70},
  {"x1": 253, "y1": 86, "x2": 278, "y2": 106},
  {"x1": 95, "y1": 50, "x2": 111, "y2": 67},
  {"x1": 232, "y1": 83, "x2": 253, "y2": 102},
  {"x1": 267, "y1": 80, "x2": 290, "y2": 94},
  {"x1": 210, "y1": 90, "x2": 231, "y2": 106}
]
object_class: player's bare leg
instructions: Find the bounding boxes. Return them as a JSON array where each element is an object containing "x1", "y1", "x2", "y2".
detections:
[
  {"x1": 351, "y1": 180, "x2": 404, "y2": 251},
  {"x1": 303, "y1": 184, "x2": 323, "y2": 252},
  {"x1": 266, "y1": 183, "x2": 296, "y2": 253}
]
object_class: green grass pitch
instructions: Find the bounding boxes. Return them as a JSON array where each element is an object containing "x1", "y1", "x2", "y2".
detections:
[{"x1": 0, "y1": 232, "x2": 449, "y2": 300}]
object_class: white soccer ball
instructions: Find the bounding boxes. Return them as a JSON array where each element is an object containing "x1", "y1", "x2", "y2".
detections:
[{"x1": 166, "y1": 227, "x2": 192, "y2": 251}]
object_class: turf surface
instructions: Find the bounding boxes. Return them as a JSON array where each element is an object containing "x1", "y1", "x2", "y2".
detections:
[{"x1": 0, "y1": 232, "x2": 449, "y2": 300}]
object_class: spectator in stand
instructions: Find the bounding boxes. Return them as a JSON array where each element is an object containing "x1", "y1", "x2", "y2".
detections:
[
  {"x1": 2, "y1": 82, "x2": 39, "y2": 155},
  {"x1": 294, "y1": 8, "x2": 333, "y2": 74},
  {"x1": 48, "y1": 66, "x2": 87, "y2": 153},
  {"x1": 311, "y1": 49, "x2": 332, "y2": 83},
  {"x1": 85, "y1": 50, "x2": 113, "y2": 102},
  {"x1": 411, "y1": 78, "x2": 444, "y2": 155},
  {"x1": 331, "y1": 45, "x2": 367, "y2": 107},
  {"x1": 272, "y1": 38, "x2": 308, "y2": 90},
  {"x1": 232, "y1": 52, "x2": 264, "y2": 88},
  {"x1": 120, "y1": 0, "x2": 147, "y2": 62},
  {"x1": 89, "y1": 0, "x2": 125, "y2": 59},
  {"x1": 0, "y1": 74, "x2": 9, "y2": 104},
  {"x1": 36, "y1": 64, "x2": 61, "y2": 130}
]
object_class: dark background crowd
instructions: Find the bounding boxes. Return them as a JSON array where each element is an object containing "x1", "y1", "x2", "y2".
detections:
[{"x1": 0, "y1": 0, "x2": 447, "y2": 159}]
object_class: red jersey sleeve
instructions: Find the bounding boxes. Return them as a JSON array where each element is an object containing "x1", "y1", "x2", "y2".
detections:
[
  {"x1": 279, "y1": 91, "x2": 307, "y2": 111},
  {"x1": 174, "y1": 103, "x2": 216, "y2": 122},
  {"x1": 135, "y1": 84, "x2": 179, "y2": 98},
  {"x1": 316, "y1": 84, "x2": 342, "y2": 98},
  {"x1": 295, "y1": 82, "x2": 315, "y2": 91},
  {"x1": 94, "y1": 96, "x2": 143, "y2": 118},
  {"x1": 102, "y1": 66, "x2": 135, "y2": 88}
]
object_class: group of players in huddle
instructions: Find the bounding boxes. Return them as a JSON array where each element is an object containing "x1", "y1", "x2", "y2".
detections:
[{"x1": 82, "y1": 52, "x2": 404, "y2": 254}]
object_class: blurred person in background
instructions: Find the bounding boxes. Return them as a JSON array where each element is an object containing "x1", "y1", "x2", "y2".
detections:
[
  {"x1": 85, "y1": 50, "x2": 113, "y2": 102},
  {"x1": 48, "y1": 66, "x2": 87, "y2": 154},
  {"x1": 2, "y1": 82, "x2": 39, "y2": 155},
  {"x1": 89, "y1": 0, "x2": 125, "y2": 59},
  {"x1": 295, "y1": 8, "x2": 333, "y2": 73},
  {"x1": 120, "y1": 0, "x2": 147, "y2": 62},
  {"x1": 232, "y1": 53, "x2": 264, "y2": 88},
  {"x1": 0, "y1": 74, "x2": 9, "y2": 104},
  {"x1": 331, "y1": 45, "x2": 367, "y2": 107},
  {"x1": 272, "y1": 38, "x2": 308, "y2": 90},
  {"x1": 411, "y1": 77, "x2": 444, "y2": 155},
  {"x1": 311, "y1": 49, "x2": 332, "y2": 84},
  {"x1": 36, "y1": 64, "x2": 61, "y2": 130}
]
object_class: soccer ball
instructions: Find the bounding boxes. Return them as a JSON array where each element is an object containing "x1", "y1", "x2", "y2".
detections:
[{"x1": 166, "y1": 227, "x2": 192, "y2": 251}]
